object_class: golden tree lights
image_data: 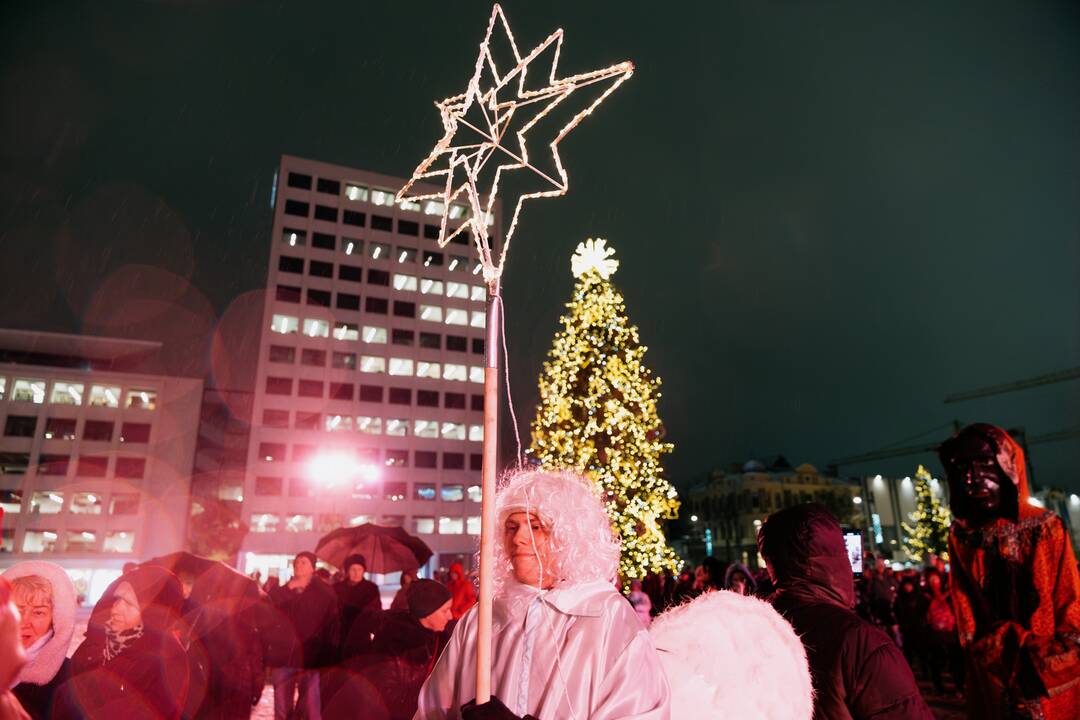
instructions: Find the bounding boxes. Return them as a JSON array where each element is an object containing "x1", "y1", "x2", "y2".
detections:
[
  {"x1": 530, "y1": 239, "x2": 682, "y2": 582},
  {"x1": 901, "y1": 465, "x2": 952, "y2": 562}
]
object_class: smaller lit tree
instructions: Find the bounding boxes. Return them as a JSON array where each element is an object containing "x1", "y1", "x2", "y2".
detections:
[{"x1": 901, "y1": 465, "x2": 951, "y2": 562}]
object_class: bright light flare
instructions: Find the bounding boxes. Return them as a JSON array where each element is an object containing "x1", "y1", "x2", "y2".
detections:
[{"x1": 307, "y1": 451, "x2": 380, "y2": 488}]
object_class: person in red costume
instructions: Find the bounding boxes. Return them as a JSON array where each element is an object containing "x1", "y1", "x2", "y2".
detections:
[
  {"x1": 446, "y1": 562, "x2": 476, "y2": 620},
  {"x1": 938, "y1": 423, "x2": 1080, "y2": 720}
]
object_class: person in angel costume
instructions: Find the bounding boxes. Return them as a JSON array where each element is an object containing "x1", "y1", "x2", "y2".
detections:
[{"x1": 414, "y1": 469, "x2": 671, "y2": 720}]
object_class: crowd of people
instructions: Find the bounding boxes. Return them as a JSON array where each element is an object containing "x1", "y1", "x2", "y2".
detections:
[{"x1": 0, "y1": 421, "x2": 1076, "y2": 720}]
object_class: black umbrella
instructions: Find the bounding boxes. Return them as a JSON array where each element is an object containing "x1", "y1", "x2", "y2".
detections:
[
  {"x1": 143, "y1": 552, "x2": 265, "y2": 639},
  {"x1": 315, "y1": 523, "x2": 433, "y2": 573}
]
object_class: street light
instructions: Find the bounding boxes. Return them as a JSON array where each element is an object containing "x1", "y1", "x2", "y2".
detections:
[
  {"x1": 853, "y1": 496, "x2": 863, "y2": 505},
  {"x1": 307, "y1": 451, "x2": 380, "y2": 488},
  {"x1": 690, "y1": 514, "x2": 698, "y2": 522}
]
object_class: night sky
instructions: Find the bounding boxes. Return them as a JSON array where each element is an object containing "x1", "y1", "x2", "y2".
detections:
[{"x1": 2, "y1": 1, "x2": 1078, "y2": 492}]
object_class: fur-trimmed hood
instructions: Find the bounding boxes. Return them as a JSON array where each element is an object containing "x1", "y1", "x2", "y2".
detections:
[{"x1": 2, "y1": 561, "x2": 76, "y2": 686}]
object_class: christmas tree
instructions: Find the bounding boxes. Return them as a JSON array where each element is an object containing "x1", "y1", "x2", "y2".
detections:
[
  {"x1": 901, "y1": 464, "x2": 952, "y2": 562},
  {"x1": 529, "y1": 238, "x2": 682, "y2": 581}
]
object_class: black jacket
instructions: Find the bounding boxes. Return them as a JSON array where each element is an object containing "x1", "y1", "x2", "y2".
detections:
[
  {"x1": 13, "y1": 658, "x2": 71, "y2": 720},
  {"x1": 760, "y1": 504, "x2": 933, "y2": 720},
  {"x1": 335, "y1": 579, "x2": 381, "y2": 651},
  {"x1": 269, "y1": 578, "x2": 340, "y2": 669}
]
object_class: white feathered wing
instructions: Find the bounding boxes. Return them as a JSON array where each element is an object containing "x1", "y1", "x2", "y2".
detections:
[{"x1": 649, "y1": 590, "x2": 813, "y2": 720}]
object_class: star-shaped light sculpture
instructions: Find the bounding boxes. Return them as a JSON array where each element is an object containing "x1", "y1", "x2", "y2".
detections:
[{"x1": 396, "y1": 3, "x2": 634, "y2": 285}]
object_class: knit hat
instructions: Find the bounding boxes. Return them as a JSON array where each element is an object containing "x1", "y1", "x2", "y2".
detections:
[
  {"x1": 295, "y1": 551, "x2": 318, "y2": 568},
  {"x1": 407, "y1": 579, "x2": 451, "y2": 620},
  {"x1": 343, "y1": 554, "x2": 367, "y2": 573}
]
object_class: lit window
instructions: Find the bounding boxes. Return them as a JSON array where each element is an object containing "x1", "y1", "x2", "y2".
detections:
[
  {"x1": 382, "y1": 514, "x2": 405, "y2": 527},
  {"x1": 12, "y1": 379, "x2": 46, "y2": 404},
  {"x1": 443, "y1": 364, "x2": 467, "y2": 382},
  {"x1": 416, "y1": 361, "x2": 440, "y2": 379},
  {"x1": 469, "y1": 425, "x2": 483, "y2": 442},
  {"x1": 342, "y1": 238, "x2": 361, "y2": 255},
  {"x1": 423, "y1": 200, "x2": 444, "y2": 216},
  {"x1": 368, "y1": 242, "x2": 389, "y2": 260},
  {"x1": 469, "y1": 366, "x2": 484, "y2": 384},
  {"x1": 325, "y1": 415, "x2": 353, "y2": 432},
  {"x1": 30, "y1": 491, "x2": 63, "y2": 514},
  {"x1": 345, "y1": 183, "x2": 369, "y2": 202},
  {"x1": 399, "y1": 198, "x2": 421, "y2": 212},
  {"x1": 70, "y1": 492, "x2": 103, "y2": 515},
  {"x1": 303, "y1": 319, "x2": 330, "y2": 338},
  {"x1": 414, "y1": 420, "x2": 438, "y2": 439},
  {"x1": 448, "y1": 204, "x2": 467, "y2": 220},
  {"x1": 348, "y1": 514, "x2": 374, "y2": 526},
  {"x1": 414, "y1": 517, "x2": 435, "y2": 534},
  {"x1": 415, "y1": 484, "x2": 437, "y2": 501},
  {"x1": 420, "y1": 278, "x2": 444, "y2": 295},
  {"x1": 250, "y1": 514, "x2": 279, "y2": 533},
  {"x1": 285, "y1": 514, "x2": 314, "y2": 532},
  {"x1": 271, "y1": 314, "x2": 299, "y2": 334},
  {"x1": 397, "y1": 247, "x2": 417, "y2": 264},
  {"x1": 22, "y1": 530, "x2": 58, "y2": 553},
  {"x1": 50, "y1": 382, "x2": 84, "y2": 405},
  {"x1": 467, "y1": 485, "x2": 482, "y2": 502},
  {"x1": 282, "y1": 228, "x2": 306, "y2": 247},
  {"x1": 467, "y1": 516, "x2": 481, "y2": 535},
  {"x1": 384, "y1": 481, "x2": 407, "y2": 501},
  {"x1": 441, "y1": 422, "x2": 466, "y2": 440},
  {"x1": 362, "y1": 326, "x2": 387, "y2": 344},
  {"x1": 87, "y1": 385, "x2": 121, "y2": 408},
  {"x1": 448, "y1": 255, "x2": 469, "y2": 273},
  {"x1": 360, "y1": 356, "x2": 386, "y2": 374},
  {"x1": 0, "y1": 378, "x2": 5, "y2": 400},
  {"x1": 43, "y1": 418, "x2": 76, "y2": 440},
  {"x1": 126, "y1": 389, "x2": 158, "y2": 410},
  {"x1": 472, "y1": 262, "x2": 483, "y2": 276},
  {"x1": 357, "y1": 416, "x2": 382, "y2": 434},
  {"x1": 471, "y1": 285, "x2": 486, "y2": 301},
  {"x1": 446, "y1": 282, "x2": 468, "y2": 299},
  {"x1": 385, "y1": 418, "x2": 408, "y2": 437},
  {"x1": 444, "y1": 308, "x2": 467, "y2": 326},
  {"x1": 103, "y1": 531, "x2": 135, "y2": 553},
  {"x1": 388, "y1": 358, "x2": 414, "y2": 377},
  {"x1": 441, "y1": 485, "x2": 465, "y2": 502},
  {"x1": 439, "y1": 516, "x2": 464, "y2": 534},
  {"x1": 419, "y1": 305, "x2": 443, "y2": 322},
  {"x1": 371, "y1": 189, "x2": 396, "y2": 206},
  {"x1": 333, "y1": 322, "x2": 359, "y2": 341},
  {"x1": 66, "y1": 530, "x2": 96, "y2": 552},
  {"x1": 393, "y1": 273, "x2": 418, "y2": 291},
  {"x1": 471, "y1": 311, "x2": 486, "y2": 328},
  {"x1": 0, "y1": 490, "x2": 21, "y2": 514}
]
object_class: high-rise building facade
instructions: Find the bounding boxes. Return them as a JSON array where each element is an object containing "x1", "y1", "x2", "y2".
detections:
[
  {"x1": 0, "y1": 329, "x2": 203, "y2": 604},
  {"x1": 241, "y1": 155, "x2": 499, "y2": 579}
]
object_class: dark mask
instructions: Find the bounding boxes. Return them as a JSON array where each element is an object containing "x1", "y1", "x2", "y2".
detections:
[{"x1": 941, "y1": 432, "x2": 1010, "y2": 525}]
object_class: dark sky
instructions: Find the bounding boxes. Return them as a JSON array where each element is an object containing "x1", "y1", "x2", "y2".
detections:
[{"x1": 2, "y1": 1, "x2": 1078, "y2": 491}]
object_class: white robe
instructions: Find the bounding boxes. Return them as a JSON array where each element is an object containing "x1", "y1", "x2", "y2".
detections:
[{"x1": 414, "y1": 580, "x2": 670, "y2": 720}]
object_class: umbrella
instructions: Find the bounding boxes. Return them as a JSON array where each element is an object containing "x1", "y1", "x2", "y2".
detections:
[
  {"x1": 143, "y1": 552, "x2": 265, "y2": 638},
  {"x1": 315, "y1": 523, "x2": 433, "y2": 573}
]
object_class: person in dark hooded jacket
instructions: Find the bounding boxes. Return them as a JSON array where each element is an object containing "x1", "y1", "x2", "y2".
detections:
[
  {"x1": 335, "y1": 554, "x2": 381, "y2": 656},
  {"x1": 939, "y1": 423, "x2": 1080, "y2": 720},
  {"x1": 324, "y1": 580, "x2": 454, "y2": 720},
  {"x1": 758, "y1": 503, "x2": 933, "y2": 720},
  {"x1": 62, "y1": 566, "x2": 190, "y2": 719}
]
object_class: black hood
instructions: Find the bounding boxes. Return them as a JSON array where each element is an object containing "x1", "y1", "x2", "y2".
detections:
[{"x1": 757, "y1": 503, "x2": 855, "y2": 608}]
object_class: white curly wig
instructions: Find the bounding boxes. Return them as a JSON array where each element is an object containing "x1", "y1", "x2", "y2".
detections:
[{"x1": 488, "y1": 468, "x2": 621, "y2": 594}]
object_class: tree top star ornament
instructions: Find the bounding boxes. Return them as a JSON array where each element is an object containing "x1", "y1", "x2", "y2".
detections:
[{"x1": 395, "y1": 3, "x2": 634, "y2": 285}]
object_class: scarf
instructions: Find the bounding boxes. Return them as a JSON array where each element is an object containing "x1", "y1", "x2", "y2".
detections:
[
  {"x1": 103, "y1": 624, "x2": 143, "y2": 662},
  {"x1": 10, "y1": 629, "x2": 55, "y2": 688}
]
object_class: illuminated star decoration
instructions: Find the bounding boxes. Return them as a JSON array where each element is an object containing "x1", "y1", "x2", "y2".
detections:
[
  {"x1": 571, "y1": 237, "x2": 619, "y2": 280},
  {"x1": 396, "y1": 4, "x2": 634, "y2": 285}
]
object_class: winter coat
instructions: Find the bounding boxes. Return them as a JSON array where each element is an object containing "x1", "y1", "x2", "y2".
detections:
[
  {"x1": 61, "y1": 566, "x2": 190, "y2": 720},
  {"x1": 416, "y1": 580, "x2": 670, "y2": 719},
  {"x1": 3, "y1": 561, "x2": 77, "y2": 720},
  {"x1": 761, "y1": 504, "x2": 933, "y2": 720},
  {"x1": 324, "y1": 610, "x2": 453, "y2": 720},
  {"x1": 184, "y1": 607, "x2": 265, "y2": 720},
  {"x1": 946, "y1": 424, "x2": 1080, "y2": 720},
  {"x1": 446, "y1": 563, "x2": 475, "y2": 620},
  {"x1": 268, "y1": 577, "x2": 339, "y2": 669},
  {"x1": 335, "y1": 578, "x2": 381, "y2": 650}
]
